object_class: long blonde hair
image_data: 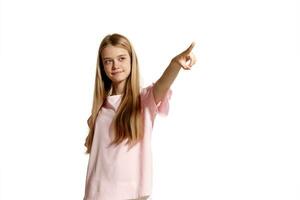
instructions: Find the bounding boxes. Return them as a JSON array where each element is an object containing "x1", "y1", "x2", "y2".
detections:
[{"x1": 84, "y1": 33, "x2": 144, "y2": 154}]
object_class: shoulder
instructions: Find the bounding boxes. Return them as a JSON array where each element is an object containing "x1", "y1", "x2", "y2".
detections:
[
  {"x1": 140, "y1": 82, "x2": 155, "y2": 100},
  {"x1": 139, "y1": 82, "x2": 172, "y2": 117}
]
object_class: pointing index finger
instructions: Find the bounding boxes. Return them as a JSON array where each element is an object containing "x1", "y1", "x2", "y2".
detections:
[{"x1": 185, "y1": 42, "x2": 196, "y2": 54}]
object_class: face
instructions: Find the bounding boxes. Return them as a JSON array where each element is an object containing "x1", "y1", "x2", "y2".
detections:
[{"x1": 101, "y1": 45, "x2": 131, "y2": 84}]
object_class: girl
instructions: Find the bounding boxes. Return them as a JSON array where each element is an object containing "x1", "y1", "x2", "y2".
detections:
[{"x1": 83, "y1": 33, "x2": 196, "y2": 200}]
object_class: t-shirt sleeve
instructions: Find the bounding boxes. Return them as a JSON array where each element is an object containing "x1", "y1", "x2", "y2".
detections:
[{"x1": 141, "y1": 82, "x2": 173, "y2": 119}]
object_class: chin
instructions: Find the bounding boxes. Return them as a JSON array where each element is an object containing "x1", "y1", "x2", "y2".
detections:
[
  {"x1": 111, "y1": 74, "x2": 129, "y2": 82},
  {"x1": 111, "y1": 77, "x2": 127, "y2": 83}
]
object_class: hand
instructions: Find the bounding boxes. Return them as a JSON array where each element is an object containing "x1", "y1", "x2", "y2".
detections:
[{"x1": 172, "y1": 42, "x2": 197, "y2": 70}]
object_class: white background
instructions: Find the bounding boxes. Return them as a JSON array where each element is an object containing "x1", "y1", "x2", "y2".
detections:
[{"x1": 0, "y1": 0, "x2": 299, "y2": 199}]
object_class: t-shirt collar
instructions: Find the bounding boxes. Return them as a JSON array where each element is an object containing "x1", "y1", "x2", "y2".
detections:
[{"x1": 105, "y1": 94, "x2": 122, "y2": 112}]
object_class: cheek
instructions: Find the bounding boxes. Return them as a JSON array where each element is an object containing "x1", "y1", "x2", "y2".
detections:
[
  {"x1": 103, "y1": 66, "x2": 111, "y2": 76},
  {"x1": 125, "y1": 66, "x2": 131, "y2": 75},
  {"x1": 103, "y1": 64, "x2": 111, "y2": 71},
  {"x1": 125, "y1": 61, "x2": 131, "y2": 72}
]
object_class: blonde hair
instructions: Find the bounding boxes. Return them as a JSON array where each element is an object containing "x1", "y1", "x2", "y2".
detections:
[{"x1": 84, "y1": 33, "x2": 144, "y2": 154}]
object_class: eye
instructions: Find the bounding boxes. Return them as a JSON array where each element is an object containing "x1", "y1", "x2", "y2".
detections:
[
  {"x1": 119, "y1": 57, "x2": 126, "y2": 61},
  {"x1": 104, "y1": 60, "x2": 112, "y2": 65}
]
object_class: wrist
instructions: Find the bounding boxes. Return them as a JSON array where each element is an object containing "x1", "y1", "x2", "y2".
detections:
[{"x1": 170, "y1": 58, "x2": 182, "y2": 68}]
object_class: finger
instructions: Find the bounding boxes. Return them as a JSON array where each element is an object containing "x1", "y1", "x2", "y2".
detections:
[
  {"x1": 189, "y1": 53, "x2": 197, "y2": 66},
  {"x1": 184, "y1": 61, "x2": 192, "y2": 69},
  {"x1": 181, "y1": 63, "x2": 189, "y2": 69},
  {"x1": 186, "y1": 55, "x2": 192, "y2": 67},
  {"x1": 193, "y1": 56, "x2": 197, "y2": 65},
  {"x1": 185, "y1": 42, "x2": 196, "y2": 54},
  {"x1": 185, "y1": 65, "x2": 191, "y2": 70},
  {"x1": 190, "y1": 59, "x2": 195, "y2": 67},
  {"x1": 185, "y1": 54, "x2": 195, "y2": 67}
]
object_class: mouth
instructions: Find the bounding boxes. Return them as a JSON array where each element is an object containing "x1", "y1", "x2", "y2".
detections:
[{"x1": 111, "y1": 71, "x2": 123, "y2": 75}]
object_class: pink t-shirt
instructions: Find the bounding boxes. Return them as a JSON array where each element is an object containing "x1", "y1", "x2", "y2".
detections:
[{"x1": 83, "y1": 83, "x2": 172, "y2": 200}]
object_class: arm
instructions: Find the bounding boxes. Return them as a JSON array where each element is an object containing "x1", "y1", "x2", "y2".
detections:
[{"x1": 153, "y1": 42, "x2": 197, "y2": 105}]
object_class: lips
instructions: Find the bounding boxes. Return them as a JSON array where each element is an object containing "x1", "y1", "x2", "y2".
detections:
[{"x1": 111, "y1": 71, "x2": 123, "y2": 75}]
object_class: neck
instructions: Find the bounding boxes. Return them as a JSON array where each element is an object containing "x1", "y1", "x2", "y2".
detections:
[{"x1": 111, "y1": 81, "x2": 126, "y2": 95}]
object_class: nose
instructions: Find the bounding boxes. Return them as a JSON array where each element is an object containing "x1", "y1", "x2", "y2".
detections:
[{"x1": 112, "y1": 60, "x2": 120, "y2": 70}]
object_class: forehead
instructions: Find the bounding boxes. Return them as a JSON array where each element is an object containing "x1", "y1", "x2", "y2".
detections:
[{"x1": 101, "y1": 45, "x2": 129, "y2": 58}]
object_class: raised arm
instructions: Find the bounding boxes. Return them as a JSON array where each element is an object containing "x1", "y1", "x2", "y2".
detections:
[{"x1": 153, "y1": 42, "x2": 197, "y2": 105}]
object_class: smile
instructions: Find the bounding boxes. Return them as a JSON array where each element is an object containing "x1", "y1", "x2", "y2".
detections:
[{"x1": 112, "y1": 71, "x2": 122, "y2": 75}]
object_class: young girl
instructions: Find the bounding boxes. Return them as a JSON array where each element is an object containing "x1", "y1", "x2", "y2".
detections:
[{"x1": 83, "y1": 33, "x2": 196, "y2": 200}]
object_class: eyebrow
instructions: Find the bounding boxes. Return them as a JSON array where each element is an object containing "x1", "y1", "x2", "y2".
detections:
[{"x1": 103, "y1": 54, "x2": 128, "y2": 60}]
